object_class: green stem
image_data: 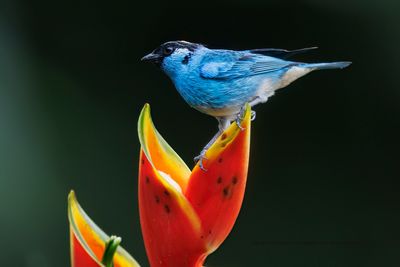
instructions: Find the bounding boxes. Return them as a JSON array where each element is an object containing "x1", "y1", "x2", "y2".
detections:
[{"x1": 101, "y1": 235, "x2": 121, "y2": 267}]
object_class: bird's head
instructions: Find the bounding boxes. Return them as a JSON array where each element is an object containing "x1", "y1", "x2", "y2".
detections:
[{"x1": 141, "y1": 41, "x2": 203, "y2": 78}]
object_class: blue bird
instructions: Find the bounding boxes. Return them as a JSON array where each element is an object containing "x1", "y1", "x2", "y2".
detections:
[{"x1": 142, "y1": 41, "x2": 351, "y2": 169}]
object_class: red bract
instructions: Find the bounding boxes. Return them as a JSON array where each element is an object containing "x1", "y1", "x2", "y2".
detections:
[{"x1": 138, "y1": 104, "x2": 251, "y2": 267}]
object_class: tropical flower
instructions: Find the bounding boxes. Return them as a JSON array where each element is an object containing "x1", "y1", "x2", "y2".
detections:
[
  {"x1": 138, "y1": 103, "x2": 251, "y2": 267},
  {"x1": 68, "y1": 103, "x2": 251, "y2": 267}
]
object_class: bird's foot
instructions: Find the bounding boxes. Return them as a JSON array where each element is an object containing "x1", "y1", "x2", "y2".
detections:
[
  {"x1": 251, "y1": 110, "x2": 256, "y2": 121},
  {"x1": 194, "y1": 150, "x2": 208, "y2": 171},
  {"x1": 235, "y1": 118, "x2": 245, "y2": 131},
  {"x1": 235, "y1": 106, "x2": 249, "y2": 131}
]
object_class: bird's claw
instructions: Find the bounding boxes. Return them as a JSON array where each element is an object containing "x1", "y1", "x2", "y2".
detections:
[
  {"x1": 235, "y1": 105, "x2": 250, "y2": 131},
  {"x1": 194, "y1": 151, "x2": 208, "y2": 171},
  {"x1": 235, "y1": 117, "x2": 245, "y2": 131},
  {"x1": 251, "y1": 110, "x2": 256, "y2": 121}
]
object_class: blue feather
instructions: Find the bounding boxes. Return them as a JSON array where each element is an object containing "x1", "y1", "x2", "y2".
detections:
[{"x1": 301, "y1": 62, "x2": 352, "y2": 70}]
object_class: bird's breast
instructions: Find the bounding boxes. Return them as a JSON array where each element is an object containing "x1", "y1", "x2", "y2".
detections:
[
  {"x1": 193, "y1": 104, "x2": 242, "y2": 118},
  {"x1": 172, "y1": 73, "x2": 267, "y2": 117}
]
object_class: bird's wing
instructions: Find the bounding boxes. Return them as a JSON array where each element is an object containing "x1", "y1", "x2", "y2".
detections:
[
  {"x1": 249, "y1": 47, "x2": 318, "y2": 59},
  {"x1": 200, "y1": 51, "x2": 295, "y2": 80}
]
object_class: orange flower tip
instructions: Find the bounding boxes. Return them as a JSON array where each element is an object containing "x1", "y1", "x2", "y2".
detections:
[
  {"x1": 69, "y1": 190, "x2": 75, "y2": 199},
  {"x1": 137, "y1": 104, "x2": 152, "y2": 156},
  {"x1": 200, "y1": 103, "x2": 251, "y2": 165},
  {"x1": 102, "y1": 235, "x2": 122, "y2": 267},
  {"x1": 68, "y1": 190, "x2": 77, "y2": 213}
]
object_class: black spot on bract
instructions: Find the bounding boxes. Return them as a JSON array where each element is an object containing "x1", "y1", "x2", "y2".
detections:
[
  {"x1": 217, "y1": 176, "x2": 222, "y2": 184},
  {"x1": 145, "y1": 176, "x2": 150, "y2": 184},
  {"x1": 164, "y1": 190, "x2": 170, "y2": 197},
  {"x1": 232, "y1": 176, "x2": 238, "y2": 185},
  {"x1": 223, "y1": 186, "x2": 230, "y2": 197},
  {"x1": 141, "y1": 159, "x2": 144, "y2": 165},
  {"x1": 155, "y1": 195, "x2": 160, "y2": 203},
  {"x1": 164, "y1": 204, "x2": 170, "y2": 213},
  {"x1": 218, "y1": 157, "x2": 223, "y2": 163}
]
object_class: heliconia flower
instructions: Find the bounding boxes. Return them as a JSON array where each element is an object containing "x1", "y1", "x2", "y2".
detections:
[
  {"x1": 68, "y1": 191, "x2": 141, "y2": 267},
  {"x1": 138, "y1": 103, "x2": 251, "y2": 267}
]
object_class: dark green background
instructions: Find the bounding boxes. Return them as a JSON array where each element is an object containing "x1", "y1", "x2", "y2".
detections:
[{"x1": 1, "y1": 0, "x2": 400, "y2": 266}]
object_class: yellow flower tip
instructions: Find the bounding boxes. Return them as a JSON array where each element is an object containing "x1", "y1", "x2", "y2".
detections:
[
  {"x1": 68, "y1": 190, "x2": 76, "y2": 204},
  {"x1": 137, "y1": 104, "x2": 152, "y2": 157},
  {"x1": 141, "y1": 103, "x2": 151, "y2": 118},
  {"x1": 238, "y1": 103, "x2": 251, "y2": 129},
  {"x1": 68, "y1": 190, "x2": 78, "y2": 224},
  {"x1": 138, "y1": 104, "x2": 150, "y2": 135}
]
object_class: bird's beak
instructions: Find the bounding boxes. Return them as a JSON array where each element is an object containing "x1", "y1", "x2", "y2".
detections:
[{"x1": 141, "y1": 52, "x2": 162, "y2": 63}]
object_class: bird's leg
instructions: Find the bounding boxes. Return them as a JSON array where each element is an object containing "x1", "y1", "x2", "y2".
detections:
[
  {"x1": 235, "y1": 104, "x2": 256, "y2": 130},
  {"x1": 193, "y1": 131, "x2": 220, "y2": 171},
  {"x1": 235, "y1": 106, "x2": 245, "y2": 130},
  {"x1": 194, "y1": 117, "x2": 230, "y2": 171},
  {"x1": 235, "y1": 105, "x2": 251, "y2": 130}
]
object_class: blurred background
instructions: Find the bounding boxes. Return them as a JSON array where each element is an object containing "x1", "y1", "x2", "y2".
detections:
[{"x1": 1, "y1": 0, "x2": 400, "y2": 266}]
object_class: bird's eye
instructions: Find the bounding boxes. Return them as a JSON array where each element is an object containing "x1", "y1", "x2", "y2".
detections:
[{"x1": 163, "y1": 46, "x2": 174, "y2": 56}]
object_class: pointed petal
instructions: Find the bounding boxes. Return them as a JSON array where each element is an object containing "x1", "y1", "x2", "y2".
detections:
[
  {"x1": 139, "y1": 149, "x2": 207, "y2": 267},
  {"x1": 138, "y1": 104, "x2": 191, "y2": 192},
  {"x1": 68, "y1": 191, "x2": 140, "y2": 267},
  {"x1": 185, "y1": 104, "x2": 251, "y2": 252}
]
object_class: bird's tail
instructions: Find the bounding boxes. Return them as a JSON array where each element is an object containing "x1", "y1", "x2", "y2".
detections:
[{"x1": 302, "y1": 61, "x2": 352, "y2": 70}]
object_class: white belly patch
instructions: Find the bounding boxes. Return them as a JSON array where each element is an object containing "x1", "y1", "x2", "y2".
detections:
[
  {"x1": 280, "y1": 66, "x2": 312, "y2": 88},
  {"x1": 194, "y1": 105, "x2": 241, "y2": 118},
  {"x1": 255, "y1": 78, "x2": 276, "y2": 103}
]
